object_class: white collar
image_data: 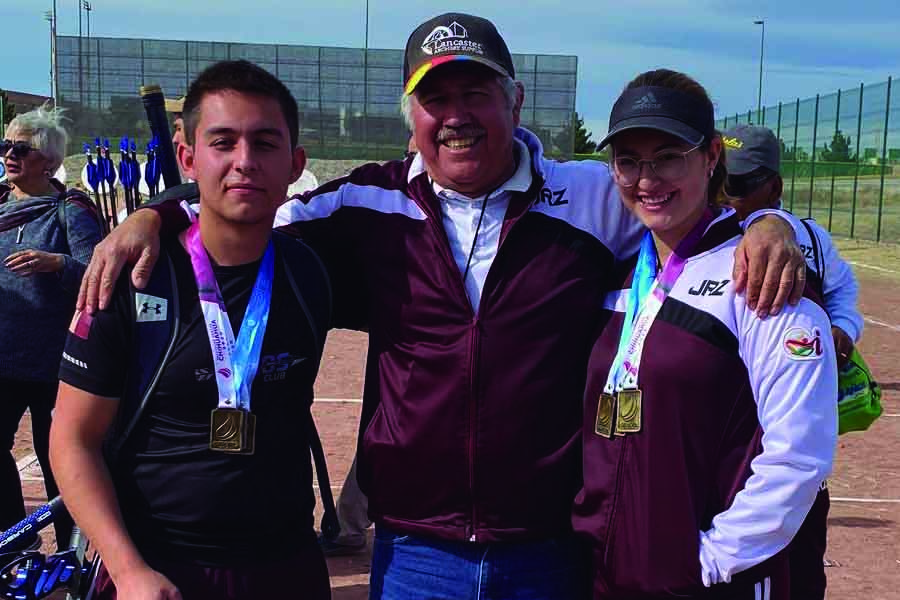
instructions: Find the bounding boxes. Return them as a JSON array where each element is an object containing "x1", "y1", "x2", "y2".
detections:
[{"x1": 408, "y1": 138, "x2": 533, "y2": 201}]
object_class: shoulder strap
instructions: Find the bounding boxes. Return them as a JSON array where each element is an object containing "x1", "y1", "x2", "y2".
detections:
[
  {"x1": 273, "y1": 231, "x2": 333, "y2": 362},
  {"x1": 800, "y1": 218, "x2": 825, "y2": 284},
  {"x1": 272, "y1": 231, "x2": 340, "y2": 539},
  {"x1": 57, "y1": 188, "x2": 109, "y2": 238},
  {"x1": 105, "y1": 245, "x2": 180, "y2": 462}
]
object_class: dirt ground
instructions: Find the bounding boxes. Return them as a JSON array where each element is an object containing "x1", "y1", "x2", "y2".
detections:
[{"x1": 12, "y1": 250, "x2": 900, "y2": 599}]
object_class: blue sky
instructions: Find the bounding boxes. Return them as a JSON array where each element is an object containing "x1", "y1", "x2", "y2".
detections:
[{"x1": 4, "y1": 0, "x2": 899, "y2": 141}]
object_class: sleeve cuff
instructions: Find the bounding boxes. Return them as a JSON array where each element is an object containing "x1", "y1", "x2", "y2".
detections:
[
  {"x1": 58, "y1": 254, "x2": 84, "y2": 294},
  {"x1": 141, "y1": 199, "x2": 192, "y2": 237},
  {"x1": 698, "y1": 530, "x2": 731, "y2": 587},
  {"x1": 831, "y1": 318, "x2": 862, "y2": 343},
  {"x1": 741, "y1": 208, "x2": 789, "y2": 230}
]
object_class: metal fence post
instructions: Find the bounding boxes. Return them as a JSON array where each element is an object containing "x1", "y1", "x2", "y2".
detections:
[
  {"x1": 876, "y1": 76, "x2": 892, "y2": 242},
  {"x1": 851, "y1": 83, "x2": 864, "y2": 238},
  {"x1": 790, "y1": 98, "x2": 800, "y2": 211},
  {"x1": 828, "y1": 89, "x2": 841, "y2": 231},
  {"x1": 808, "y1": 94, "x2": 820, "y2": 219},
  {"x1": 776, "y1": 101, "x2": 782, "y2": 140},
  {"x1": 317, "y1": 46, "x2": 324, "y2": 152}
]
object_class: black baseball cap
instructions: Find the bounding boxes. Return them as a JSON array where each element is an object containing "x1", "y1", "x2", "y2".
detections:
[
  {"x1": 722, "y1": 124, "x2": 781, "y2": 175},
  {"x1": 403, "y1": 13, "x2": 515, "y2": 95},
  {"x1": 598, "y1": 86, "x2": 716, "y2": 150}
]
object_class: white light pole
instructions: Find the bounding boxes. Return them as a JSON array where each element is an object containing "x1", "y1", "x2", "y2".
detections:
[
  {"x1": 45, "y1": 7, "x2": 56, "y2": 101},
  {"x1": 754, "y1": 19, "x2": 765, "y2": 120}
]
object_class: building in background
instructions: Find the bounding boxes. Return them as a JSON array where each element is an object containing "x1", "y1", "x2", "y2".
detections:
[
  {"x1": 3, "y1": 91, "x2": 54, "y2": 114},
  {"x1": 55, "y1": 35, "x2": 578, "y2": 158}
]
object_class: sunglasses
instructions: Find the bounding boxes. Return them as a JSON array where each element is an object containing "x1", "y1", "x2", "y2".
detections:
[
  {"x1": 724, "y1": 168, "x2": 776, "y2": 198},
  {"x1": 0, "y1": 140, "x2": 39, "y2": 160}
]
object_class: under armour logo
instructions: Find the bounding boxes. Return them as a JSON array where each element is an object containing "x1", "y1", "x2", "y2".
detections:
[
  {"x1": 135, "y1": 293, "x2": 167, "y2": 322},
  {"x1": 140, "y1": 302, "x2": 163, "y2": 315}
]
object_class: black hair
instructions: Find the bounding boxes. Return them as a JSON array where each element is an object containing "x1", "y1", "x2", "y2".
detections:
[{"x1": 182, "y1": 60, "x2": 299, "y2": 149}]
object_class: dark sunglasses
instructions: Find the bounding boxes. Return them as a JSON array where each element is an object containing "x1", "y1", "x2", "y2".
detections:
[
  {"x1": 724, "y1": 168, "x2": 776, "y2": 198},
  {"x1": 0, "y1": 140, "x2": 38, "y2": 160}
]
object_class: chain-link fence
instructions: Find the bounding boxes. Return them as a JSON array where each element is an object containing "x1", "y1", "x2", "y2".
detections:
[
  {"x1": 55, "y1": 35, "x2": 578, "y2": 161},
  {"x1": 717, "y1": 77, "x2": 899, "y2": 243}
]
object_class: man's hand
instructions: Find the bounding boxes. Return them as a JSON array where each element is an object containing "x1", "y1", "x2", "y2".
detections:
[
  {"x1": 832, "y1": 326, "x2": 854, "y2": 368},
  {"x1": 78, "y1": 210, "x2": 162, "y2": 314},
  {"x1": 4, "y1": 249, "x2": 65, "y2": 275},
  {"x1": 733, "y1": 214, "x2": 806, "y2": 318},
  {"x1": 114, "y1": 566, "x2": 182, "y2": 600}
]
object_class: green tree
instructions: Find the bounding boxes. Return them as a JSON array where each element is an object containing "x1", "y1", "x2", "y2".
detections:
[
  {"x1": 553, "y1": 112, "x2": 597, "y2": 156},
  {"x1": 780, "y1": 140, "x2": 809, "y2": 163},
  {"x1": 820, "y1": 130, "x2": 854, "y2": 163},
  {"x1": 572, "y1": 112, "x2": 597, "y2": 154}
]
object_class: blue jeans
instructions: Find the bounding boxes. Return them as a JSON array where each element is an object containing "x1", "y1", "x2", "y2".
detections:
[{"x1": 369, "y1": 525, "x2": 589, "y2": 600}]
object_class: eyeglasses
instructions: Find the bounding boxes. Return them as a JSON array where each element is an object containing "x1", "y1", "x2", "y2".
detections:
[
  {"x1": 0, "y1": 140, "x2": 38, "y2": 160},
  {"x1": 724, "y1": 169, "x2": 776, "y2": 198},
  {"x1": 609, "y1": 144, "x2": 703, "y2": 187}
]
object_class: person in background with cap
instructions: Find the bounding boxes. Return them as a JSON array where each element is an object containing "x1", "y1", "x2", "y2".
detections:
[
  {"x1": 164, "y1": 95, "x2": 186, "y2": 155},
  {"x1": 152, "y1": 96, "x2": 200, "y2": 207},
  {"x1": 721, "y1": 124, "x2": 861, "y2": 365},
  {"x1": 574, "y1": 68, "x2": 837, "y2": 600},
  {"x1": 721, "y1": 123, "x2": 863, "y2": 600},
  {"x1": 77, "y1": 14, "x2": 805, "y2": 599}
]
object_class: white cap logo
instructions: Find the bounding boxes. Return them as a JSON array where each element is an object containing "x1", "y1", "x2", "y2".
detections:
[{"x1": 421, "y1": 21, "x2": 483, "y2": 56}]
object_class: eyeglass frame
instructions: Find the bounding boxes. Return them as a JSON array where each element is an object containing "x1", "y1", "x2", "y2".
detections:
[{"x1": 608, "y1": 141, "x2": 705, "y2": 188}]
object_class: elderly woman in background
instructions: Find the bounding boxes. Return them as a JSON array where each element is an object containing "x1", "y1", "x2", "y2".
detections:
[{"x1": 0, "y1": 103, "x2": 103, "y2": 549}]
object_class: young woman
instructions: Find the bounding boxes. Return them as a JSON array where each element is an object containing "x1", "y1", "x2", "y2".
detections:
[
  {"x1": 572, "y1": 70, "x2": 837, "y2": 600},
  {"x1": 0, "y1": 104, "x2": 103, "y2": 549}
]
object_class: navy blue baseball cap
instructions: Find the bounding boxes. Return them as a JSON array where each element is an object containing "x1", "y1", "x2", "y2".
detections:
[
  {"x1": 722, "y1": 124, "x2": 781, "y2": 176},
  {"x1": 598, "y1": 85, "x2": 716, "y2": 149},
  {"x1": 404, "y1": 13, "x2": 515, "y2": 95}
]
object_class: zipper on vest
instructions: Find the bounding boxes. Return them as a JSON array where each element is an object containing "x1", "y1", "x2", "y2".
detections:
[{"x1": 467, "y1": 316, "x2": 481, "y2": 541}]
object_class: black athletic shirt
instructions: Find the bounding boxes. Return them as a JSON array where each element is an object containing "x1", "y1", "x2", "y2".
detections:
[{"x1": 59, "y1": 239, "x2": 321, "y2": 567}]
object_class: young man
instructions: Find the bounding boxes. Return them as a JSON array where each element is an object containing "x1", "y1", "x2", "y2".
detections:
[
  {"x1": 50, "y1": 60, "x2": 332, "y2": 600},
  {"x1": 79, "y1": 14, "x2": 805, "y2": 599},
  {"x1": 721, "y1": 124, "x2": 864, "y2": 600}
]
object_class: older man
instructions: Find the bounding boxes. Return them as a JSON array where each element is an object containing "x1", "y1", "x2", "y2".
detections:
[{"x1": 79, "y1": 13, "x2": 804, "y2": 599}]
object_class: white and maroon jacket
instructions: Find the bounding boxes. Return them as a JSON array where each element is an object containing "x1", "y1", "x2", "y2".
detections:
[
  {"x1": 573, "y1": 212, "x2": 838, "y2": 598},
  {"x1": 272, "y1": 128, "x2": 645, "y2": 543}
]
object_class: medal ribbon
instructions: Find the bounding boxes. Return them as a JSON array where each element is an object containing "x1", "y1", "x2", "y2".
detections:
[
  {"x1": 604, "y1": 209, "x2": 716, "y2": 394},
  {"x1": 184, "y1": 221, "x2": 275, "y2": 411}
]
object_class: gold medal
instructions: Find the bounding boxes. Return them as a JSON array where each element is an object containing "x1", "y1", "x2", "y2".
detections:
[
  {"x1": 615, "y1": 388, "x2": 642, "y2": 435},
  {"x1": 210, "y1": 408, "x2": 246, "y2": 452},
  {"x1": 594, "y1": 393, "x2": 615, "y2": 438}
]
